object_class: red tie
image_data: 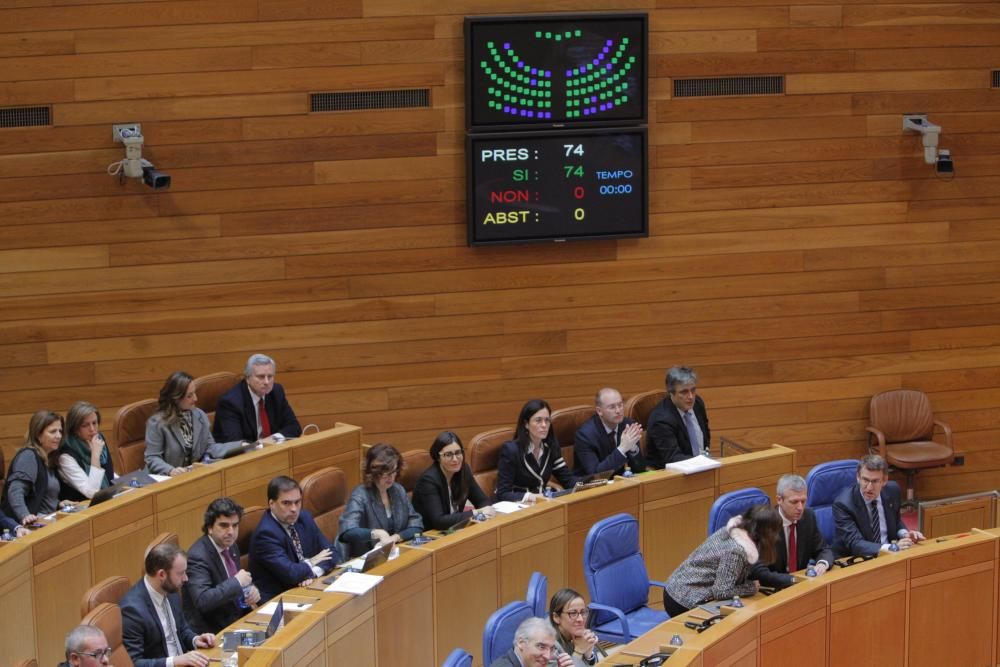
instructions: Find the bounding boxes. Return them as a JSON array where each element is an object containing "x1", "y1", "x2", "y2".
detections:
[
  {"x1": 788, "y1": 522, "x2": 797, "y2": 572},
  {"x1": 259, "y1": 396, "x2": 271, "y2": 438}
]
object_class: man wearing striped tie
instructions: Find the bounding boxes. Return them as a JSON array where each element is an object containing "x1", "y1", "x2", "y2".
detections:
[
  {"x1": 833, "y1": 454, "x2": 924, "y2": 557},
  {"x1": 645, "y1": 366, "x2": 711, "y2": 469}
]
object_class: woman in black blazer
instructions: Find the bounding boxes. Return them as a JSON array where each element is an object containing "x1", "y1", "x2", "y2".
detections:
[
  {"x1": 412, "y1": 431, "x2": 496, "y2": 530},
  {"x1": 338, "y1": 443, "x2": 423, "y2": 558},
  {"x1": 495, "y1": 399, "x2": 576, "y2": 503}
]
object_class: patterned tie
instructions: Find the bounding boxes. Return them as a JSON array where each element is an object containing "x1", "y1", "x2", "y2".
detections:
[
  {"x1": 870, "y1": 500, "x2": 881, "y2": 541},
  {"x1": 221, "y1": 547, "x2": 238, "y2": 577},
  {"x1": 288, "y1": 524, "x2": 304, "y2": 561},
  {"x1": 259, "y1": 396, "x2": 272, "y2": 438},
  {"x1": 161, "y1": 595, "x2": 183, "y2": 656},
  {"x1": 683, "y1": 410, "x2": 702, "y2": 456},
  {"x1": 787, "y1": 523, "x2": 797, "y2": 572}
]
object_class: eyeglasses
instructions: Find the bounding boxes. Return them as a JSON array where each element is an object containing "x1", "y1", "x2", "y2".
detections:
[
  {"x1": 561, "y1": 609, "x2": 589, "y2": 619},
  {"x1": 440, "y1": 450, "x2": 464, "y2": 460},
  {"x1": 74, "y1": 648, "x2": 112, "y2": 660}
]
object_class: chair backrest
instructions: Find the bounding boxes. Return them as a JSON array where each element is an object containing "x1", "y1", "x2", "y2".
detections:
[
  {"x1": 300, "y1": 467, "x2": 348, "y2": 541},
  {"x1": 143, "y1": 531, "x2": 179, "y2": 560},
  {"x1": 805, "y1": 459, "x2": 859, "y2": 545},
  {"x1": 81, "y1": 602, "x2": 135, "y2": 667},
  {"x1": 400, "y1": 449, "x2": 433, "y2": 495},
  {"x1": 238, "y1": 505, "x2": 266, "y2": 570},
  {"x1": 80, "y1": 575, "x2": 130, "y2": 618},
  {"x1": 708, "y1": 488, "x2": 770, "y2": 535},
  {"x1": 469, "y1": 427, "x2": 514, "y2": 499},
  {"x1": 191, "y1": 371, "x2": 240, "y2": 426},
  {"x1": 869, "y1": 389, "x2": 936, "y2": 443},
  {"x1": 583, "y1": 513, "x2": 651, "y2": 624},
  {"x1": 441, "y1": 648, "x2": 473, "y2": 667},
  {"x1": 550, "y1": 404, "x2": 592, "y2": 470},
  {"x1": 482, "y1": 600, "x2": 532, "y2": 666},
  {"x1": 526, "y1": 571, "x2": 548, "y2": 618},
  {"x1": 111, "y1": 398, "x2": 158, "y2": 474},
  {"x1": 624, "y1": 390, "x2": 666, "y2": 452}
]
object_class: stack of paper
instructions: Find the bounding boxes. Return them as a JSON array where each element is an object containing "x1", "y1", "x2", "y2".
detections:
[
  {"x1": 325, "y1": 571, "x2": 383, "y2": 595},
  {"x1": 664, "y1": 455, "x2": 721, "y2": 475}
]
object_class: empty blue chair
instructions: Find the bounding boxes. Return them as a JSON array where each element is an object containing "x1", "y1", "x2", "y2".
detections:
[
  {"x1": 707, "y1": 487, "x2": 770, "y2": 535},
  {"x1": 526, "y1": 571, "x2": 548, "y2": 618},
  {"x1": 805, "y1": 460, "x2": 858, "y2": 544},
  {"x1": 482, "y1": 600, "x2": 532, "y2": 666},
  {"x1": 441, "y1": 648, "x2": 473, "y2": 667},
  {"x1": 582, "y1": 513, "x2": 669, "y2": 644}
]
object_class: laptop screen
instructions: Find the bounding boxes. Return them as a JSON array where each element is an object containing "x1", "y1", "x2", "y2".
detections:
[{"x1": 265, "y1": 599, "x2": 283, "y2": 638}]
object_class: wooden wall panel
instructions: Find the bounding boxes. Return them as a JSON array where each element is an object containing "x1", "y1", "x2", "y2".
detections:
[{"x1": 0, "y1": 0, "x2": 998, "y2": 497}]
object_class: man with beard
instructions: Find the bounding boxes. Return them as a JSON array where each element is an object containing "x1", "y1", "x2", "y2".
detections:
[{"x1": 121, "y1": 542, "x2": 216, "y2": 667}]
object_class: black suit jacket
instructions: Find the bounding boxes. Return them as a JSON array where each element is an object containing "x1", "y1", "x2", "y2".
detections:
[
  {"x1": 182, "y1": 534, "x2": 246, "y2": 634},
  {"x1": 120, "y1": 578, "x2": 197, "y2": 667},
  {"x1": 411, "y1": 463, "x2": 491, "y2": 530},
  {"x1": 645, "y1": 395, "x2": 710, "y2": 469},
  {"x1": 572, "y1": 413, "x2": 646, "y2": 477},
  {"x1": 494, "y1": 439, "x2": 576, "y2": 502},
  {"x1": 833, "y1": 483, "x2": 904, "y2": 557},
  {"x1": 752, "y1": 508, "x2": 834, "y2": 590},
  {"x1": 212, "y1": 380, "x2": 302, "y2": 443},
  {"x1": 488, "y1": 648, "x2": 521, "y2": 667}
]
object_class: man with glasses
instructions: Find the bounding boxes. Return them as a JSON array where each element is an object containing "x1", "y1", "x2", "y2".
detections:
[
  {"x1": 249, "y1": 475, "x2": 337, "y2": 603},
  {"x1": 573, "y1": 387, "x2": 646, "y2": 477},
  {"x1": 60, "y1": 625, "x2": 111, "y2": 667},
  {"x1": 833, "y1": 454, "x2": 924, "y2": 557},
  {"x1": 489, "y1": 617, "x2": 574, "y2": 667},
  {"x1": 645, "y1": 366, "x2": 711, "y2": 469}
]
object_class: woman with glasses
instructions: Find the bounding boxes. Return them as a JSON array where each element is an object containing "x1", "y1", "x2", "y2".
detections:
[
  {"x1": 412, "y1": 431, "x2": 496, "y2": 530},
  {"x1": 495, "y1": 399, "x2": 576, "y2": 502},
  {"x1": 338, "y1": 442, "x2": 423, "y2": 558},
  {"x1": 549, "y1": 588, "x2": 606, "y2": 666}
]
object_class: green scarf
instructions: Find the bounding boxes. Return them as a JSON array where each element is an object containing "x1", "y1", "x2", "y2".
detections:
[{"x1": 61, "y1": 433, "x2": 110, "y2": 489}]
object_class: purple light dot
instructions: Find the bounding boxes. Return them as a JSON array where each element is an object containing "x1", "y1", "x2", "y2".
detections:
[
  {"x1": 598, "y1": 53, "x2": 606, "y2": 61},
  {"x1": 606, "y1": 63, "x2": 613, "y2": 70},
  {"x1": 520, "y1": 110, "x2": 527, "y2": 116},
  {"x1": 600, "y1": 104, "x2": 607, "y2": 111},
  {"x1": 503, "y1": 105, "x2": 510, "y2": 113},
  {"x1": 527, "y1": 111, "x2": 534, "y2": 118},
  {"x1": 592, "y1": 59, "x2": 599, "y2": 66},
  {"x1": 530, "y1": 78, "x2": 536, "y2": 85},
  {"x1": 544, "y1": 71, "x2": 551, "y2": 77},
  {"x1": 503, "y1": 43, "x2": 511, "y2": 50},
  {"x1": 583, "y1": 109, "x2": 590, "y2": 115},
  {"x1": 530, "y1": 67, "x2": 537, "y2": 74},
  {"x1": 606, "y1": 39, "x2": 613, "y2": 46},
  {"x1": 565, "y1": 69, "x2": 573, "y2": 77},
  {"x1": 519, "y1": 61, "x2": 527, "y2": 69}
]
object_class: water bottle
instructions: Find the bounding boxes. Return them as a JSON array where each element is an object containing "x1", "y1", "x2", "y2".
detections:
[
  {"x1": 730, "y1": 595, "x2": 743, "y2": 608},
  {"x1": 622, "y1": 465, "x2": 634, "y2": 478},
  {"x1": 238, "y1": 586, "x2": 252, "y2": 611},
  {"x1": 806, "y1": 559, "x2": 817, "y2": 577},
  {"x1": 544, "y1": 487, "x2": 554, "y2": 499},
  {"x1": 1, "y1": 529, "x2": 12, "y2": 542}
]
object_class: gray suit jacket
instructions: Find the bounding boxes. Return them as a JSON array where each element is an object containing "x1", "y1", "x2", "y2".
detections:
[
  {"x1": 337, "y1": 483, "x2": 423, "y2": 558},
  {"x1": 488, "y1": 648, "x2": 522, "y2": 667},
  {"x1": 144, "y1": 409, "x2": 217, "y2": 475}
]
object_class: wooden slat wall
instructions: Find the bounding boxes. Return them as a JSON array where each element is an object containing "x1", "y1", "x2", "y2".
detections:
[{"x1": 0, "y1": 0, "x2": 998, "y2": 499}]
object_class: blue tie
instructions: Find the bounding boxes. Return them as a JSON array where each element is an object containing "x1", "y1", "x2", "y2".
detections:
[{"x1": 684, "y1": 411, "x2": 702, "y2": 456}]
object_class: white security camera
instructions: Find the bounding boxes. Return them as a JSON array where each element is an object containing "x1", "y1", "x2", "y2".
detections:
[
  {"x1": 903, "y1": 115, "x2": 953, "y2": 173},
  {"x1": 108, "y1": 123, "x2": 171, "y2": 189}
]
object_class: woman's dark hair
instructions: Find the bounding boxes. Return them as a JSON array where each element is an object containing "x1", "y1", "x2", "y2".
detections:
[
  {"x1": 156, "y1": 371, "x2": 194, "y2": 425},
  {"x1": 65, "y1": 401, "x2": 101, "y2": 440},
  {"x1": 548, "y1": 587, "x2": 585, "y2": 627},
  {"x1": 740, "y1": 504, "x2": 782, "y2": 565},
  {"x1": 364, "y1": 442, "x2": 403, "y2": 488},
  {"x1": 513, "y1": 399, "x2": 556, "y2": 454},
  {"x1": 430, "y1": 431, "x2": 469, "y2": 509},
  {"x1": 24, "y1": 410, "x2": 63, "y2": 469}
]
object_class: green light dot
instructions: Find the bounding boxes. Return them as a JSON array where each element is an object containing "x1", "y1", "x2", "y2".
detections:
[
  {"x1": 555, "y1": 35, "x2": 562, "y2": 41},
  {"x1": 575, "y1": 30, "x2": 582, "y2": 37},
  {"x1": 535, "y1": 31, "x2": 542, "y2": 38},
  {"x1": 545, "y1": 32, "x2": 552, "y2": 38}
]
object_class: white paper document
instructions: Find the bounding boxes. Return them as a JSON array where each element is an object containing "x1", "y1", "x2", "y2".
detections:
[
  {"x1": 491, "y1": 501, "x2": 526, "y2": 514},
  {"x1": 325, "y1": 571, "x2": 383, "y2": 595},
  {"x1": 256, "y1": 600, "x2": 312, "y2": 615},
  {"x1": 664, "y1": 454, "x2": 721, "y2": 475}
]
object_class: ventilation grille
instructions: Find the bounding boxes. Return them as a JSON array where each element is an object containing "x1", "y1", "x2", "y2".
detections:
[
  {"x1": 993, "y1": 70, "x2": 999, "y2": 88},
  {"x1": 673, "y1": 76, "x2": 784, "y2": 98},
  {"x1": 311, "y1": 88, "x2": 430, "y2": 112},
  {"x1": 0, "y1": 105, "x2": 50, "y2": 128}
]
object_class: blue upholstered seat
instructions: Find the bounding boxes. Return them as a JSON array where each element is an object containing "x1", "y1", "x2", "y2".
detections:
[
  {"x1": 526, "y1": 571, "x2": 548, "y2": 618},
  {"x1": 707, "y1": 488, "x2": 770, "y2": 535},
  {"x1": 482, "y1": 600, "x2": 532, "y2": 666}
]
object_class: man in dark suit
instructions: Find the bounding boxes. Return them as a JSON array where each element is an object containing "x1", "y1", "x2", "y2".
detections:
[
  {"x1": 212, "y1": 353, "x2": 302, "y2": 443},
  {"x1": 645, "y1": 366, "x2": 711, "y2": 469},
  {"x1": 833, "y1": 454, "x2": 925, "y2": 557},
  {"x1": 183, "y1": 497, "x2": 261, "y2": 634},
  {"x1": 488, "y1": 617, "x2": 573, "y2": 667},
  {"x1": 753, "y1": 474, "x2": 834, "y2": 590},
  {"x1": 573, "y1": 387, "x2": 646, "y2": 477},
  {"x1": 120, "y1": 542, "x2": 216, "y2": 667},
  {"x1": 249, "y1": 475, "x2": 338, "y2": 603}
]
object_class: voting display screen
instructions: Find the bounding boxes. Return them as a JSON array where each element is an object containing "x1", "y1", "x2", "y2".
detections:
[
  {"x1": 467, "y1": 128, "x2": 647, "y2": 245},
  {"x1": 465, "y1": 14, "x2": 647, "y2": 130}
]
